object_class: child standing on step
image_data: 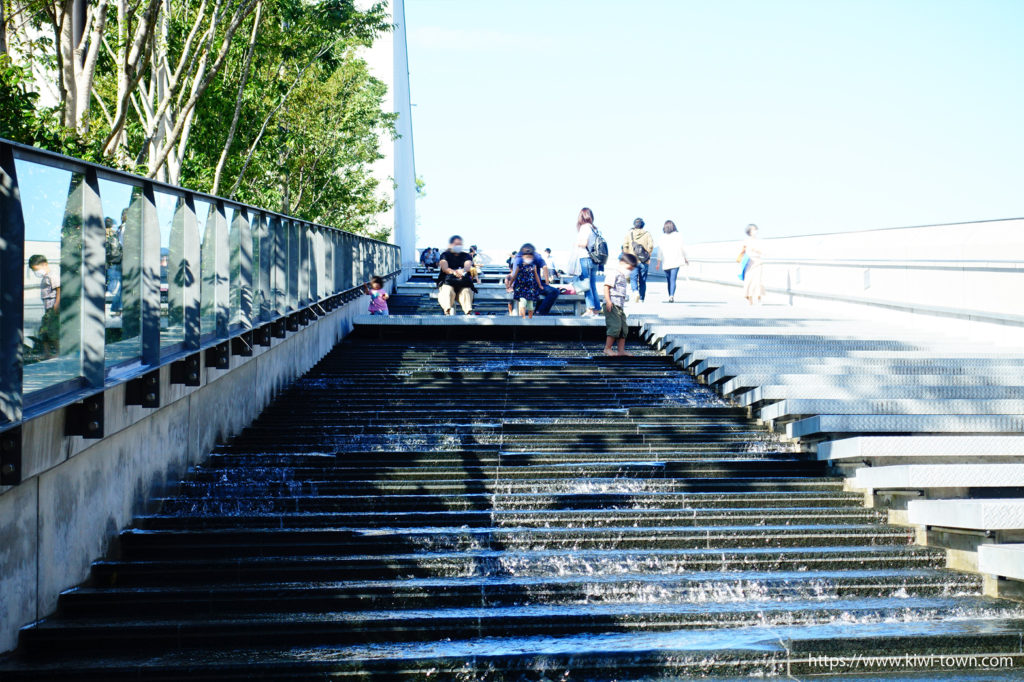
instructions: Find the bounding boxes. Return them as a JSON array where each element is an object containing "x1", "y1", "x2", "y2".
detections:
[
  {"x1": 364, "y1": 276, "x2": 389, "y2": 316},
  {"x1": 506, "y1": 244, "x2": 544, "y2": 318},
  {"x1": 602, "y1": 252, "x2": 638, "y2": 356}
]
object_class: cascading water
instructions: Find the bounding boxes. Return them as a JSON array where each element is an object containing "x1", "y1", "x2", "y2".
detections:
[{"x1": 4, "y1": 337, "x2": 1023, "y2": 680}]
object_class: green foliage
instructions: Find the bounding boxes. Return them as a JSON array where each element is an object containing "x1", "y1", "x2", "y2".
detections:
[
  {"x1": 0, "y1": 54, "x2": 94, "y2": 158},
  {"x1": 0, "y1": 55, "x2": 38, "y2": 142},
  {"x1": 177, "y1": 0, "x2": 394, "y2": 237},
  {"x1": 5, "y1": 0, "x2": 396, "y2": 237}
]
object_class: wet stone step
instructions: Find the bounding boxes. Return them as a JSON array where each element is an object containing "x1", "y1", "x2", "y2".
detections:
[
  {"x1": 154, "y1": 491, "x2": 870, "y2": 513},
  {"x1": 182, "y1": 464, "x2": 826, "y2": 483},
  {"x1": 136, "y1": 507, "x2": 887, "y2": 530},
  {"x1": 56, "y1": 569, "x2": 983, "y2": 617},
  {"x1": 19, "y1": 597, "x2": 1024, "y2": 656},
  {"x1": 200, "y1": 450, "x2": 811, "y2": 467},
  {"x1": 162, "y1": 477, "x2": 848, "y2": 496},
  {"x1": 6, "y1": 622, "x2": 1024, "y2": 681},
  {"x1": 115, "y1": 524, "x2": 915, "y2": 559},
  {"x1": 89, "y1": 546, "x2": 952, "y2": 586}
]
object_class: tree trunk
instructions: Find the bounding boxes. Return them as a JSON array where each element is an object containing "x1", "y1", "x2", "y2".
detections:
[
  {"x1": 279, "y1": 142, "x2": 290, "y2": 214},
  {"x1": 1, "y1": 1, "x2": 9, "y2": 56},
  {"x1": 211, "y1": 0, "x2": 262, "y2": 195}
]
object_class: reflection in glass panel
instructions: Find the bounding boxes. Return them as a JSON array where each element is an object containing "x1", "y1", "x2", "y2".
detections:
[
  {"x1": 251, "y1": 213, "x2": 264, "y2": 321},
  {"x1": 228, "y1": 208, "x2": 251, "y2": 328},
  {"x1": 197, "y1": 199, "x2": 219, "y2": 337},
  {"x1": 155, "y1": 190, "x2": 188, "y2": 349},
  {"x1": 269, "y1": 217, "x2": 285, "y2": 315},
  {"x1": 96, "y1": 178, "x2": 143, "y2": 369},
  {"x1": 16, "y1": 158, "x2": 84, "y2": 392},
  {"x1": 309, "y1": 228, "x2": 320, "y2": 303}
]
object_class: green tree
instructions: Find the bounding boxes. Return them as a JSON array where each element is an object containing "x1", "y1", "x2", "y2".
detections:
[{"x1": 3, "y1": 0, "x2": 395, "y2": 237}]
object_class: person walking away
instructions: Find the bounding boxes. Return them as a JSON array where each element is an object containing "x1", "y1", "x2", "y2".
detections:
[
  {"x1": 506, "y1": 244, "x2": 544, "y2": 318},
  {"x1": 739, "y1": 223, "x2": 765, "y2": 305},
  {"x1": 568, "y1": 207, "x2": 606, "y2": 315},
  {"x1": 602, "y1": 253, "x2": 638, "y2": 356},
  {"x1": 104, "y1": 216, "x2": 123, "y2": 315},
  {"x1": 364, "y1": 276, "x2": 390, "y2": 316},
  {"x1": 28, "y1": 254, "x2": 60, "y2": 358},
  {"x1": 656, "y1": 220, "x2": 689, "y2": 303},
  {"x1": 543, "y1": 248, "x2": 558, "y2": 281},
  {"x1": 437, "y1": 235, "x2": 476, "y2": 315},
  {"x1": 622, "y1": 218, "x2": 654, "y2": 302}
]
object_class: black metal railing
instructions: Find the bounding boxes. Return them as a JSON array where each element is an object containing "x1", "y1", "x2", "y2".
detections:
[{"x1": 0, "y1": 138, "x2": 400, "y2": 473}]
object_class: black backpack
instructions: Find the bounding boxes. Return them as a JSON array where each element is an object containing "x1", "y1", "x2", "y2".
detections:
[
  {"x1": 588, "y1": 229, "x2": 609, "y2": 266},
  {"x1": 631, "y1": 231, "x2": 650, "y2": 263}
]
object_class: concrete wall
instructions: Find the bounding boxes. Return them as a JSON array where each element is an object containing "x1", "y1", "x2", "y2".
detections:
[
  {"x1": 683, "y1": 218, "x2": 1024, "y2": 322},
  {"x1": 0, "y1": 291, "x2": 379, "y2": 654}
]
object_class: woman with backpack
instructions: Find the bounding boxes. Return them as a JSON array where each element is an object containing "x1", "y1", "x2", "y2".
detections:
[
  {"x1": 567, "y1": 207, "x2": 606, "y2": 315},
  {"x1": 622, "y1": 217, "x2": 654, "y2": 302}
]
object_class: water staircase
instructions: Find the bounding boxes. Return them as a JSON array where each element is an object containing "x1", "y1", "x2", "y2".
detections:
[{"x1": 3, "y1": 323, "x2": 1022, "y2": 679}]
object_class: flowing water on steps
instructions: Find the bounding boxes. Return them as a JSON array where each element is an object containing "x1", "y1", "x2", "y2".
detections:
[{"x1": 2, "y1": 338, "x2": 1023, "y2": 680}]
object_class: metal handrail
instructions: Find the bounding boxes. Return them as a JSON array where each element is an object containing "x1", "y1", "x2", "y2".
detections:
[
  {"x1": 685, "y1": 257, "x2": 1024, "y2": 273},
  {"x1": 0, "y1": 138, "x2": 401, "y2": 469},
  {"x1": 0, "y1": 138, "x2": 395, "y2": 247}
]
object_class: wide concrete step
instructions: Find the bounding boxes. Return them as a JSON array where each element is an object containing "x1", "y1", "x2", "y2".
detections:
[
  {"x1": 166, "y1": 476, "x2": 847, "y2": 496},
  {"x1": 201, "y1": 450, "x2": 808, "y2": 466},
  {"x1": 136, "y1": 506, "x2": 885, "y2": 530},
  {"x1": 6, "y1": 620, "x2": 1024, "y2": 680},
  {"x1": 739, "y1": 384, "x2": 1024, "y2": 407},
  {"x1": 56, "y1": 568, "x2": 981, "y2": 617},
  {"x1": 88, "y1": 546, "x2": 951, "y2": 587},
  {"x1": 116, "y1": 524, "x2": 915, "y2": 558},
  {"x1": 18, "y1": 597, "x2": 1022, "y2": 656},
  {"x1": 817, "y1": 435, "x2": 1024, "y2": 461},
  {"x1": 722, "y1": 373, "x2": 1024, "y2": 396},
  {"x1": 788, "y1": 414, "x2": 1024, "y2": 440},
  {"x1": 853, "y1": 464, "x2": 1024, "y2": 493},
  {"x1": 908, "y1": 498, "x2": 1024, "y2": 531},
  {"x1": 761, "y1": 398, "x2": 1024, "y2": 421},
  {"x1": 182, "y1": 461, "x2": 825, "y2": 483},
  {"x1": 155, "y1": 490, "x2": 866, "y2": 512}
]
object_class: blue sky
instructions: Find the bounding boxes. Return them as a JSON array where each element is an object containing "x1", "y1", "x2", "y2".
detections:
[{"x1": 404, "y1": 0, "x2": 1024, "y2": 254}]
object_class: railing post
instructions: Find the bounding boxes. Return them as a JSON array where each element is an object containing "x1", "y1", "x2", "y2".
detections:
[
  {"x1": 140, "y1": 183, "x2": 161, "y2": 366},
  {"x1": 253, "y1": 213, "x2": 270, "y2": 322},
  {"x1": 0, "y1": 143, "x2": 24, "y2": 424},
  {"x1": 287, "y1": 219, "x2": 299, "y2": 311},
  {"x1": 210, "y1": 202, "x2": 229, "y2": 337},
  {"x1": 322, "y1": 229, "x2": 333, "y2": 299},
  {"x1": 308, "y1": 227, "x2": 320, "y2": 303},
  {"x1": 298, "y1": 223, "x2": 310, "y2": 305},
  {"x1": 269, "y1": 217, "x2": 285, "y2": 316}
]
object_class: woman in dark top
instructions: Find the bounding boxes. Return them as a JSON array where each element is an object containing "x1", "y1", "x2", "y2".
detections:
[{"x1": 437, "y1": 234, "x2": 476, "y2": 315}]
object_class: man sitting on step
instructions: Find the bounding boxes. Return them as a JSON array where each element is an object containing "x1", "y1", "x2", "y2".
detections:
[{"x1": 436, "y1": 234, "x2": 476, "y2": 315}]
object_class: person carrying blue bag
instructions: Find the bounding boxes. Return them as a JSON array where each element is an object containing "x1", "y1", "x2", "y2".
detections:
[{"x1": 737, "y1": 223, "x2": 764, "y2": 304}]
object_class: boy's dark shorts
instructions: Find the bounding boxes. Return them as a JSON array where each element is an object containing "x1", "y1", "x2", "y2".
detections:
[{"x1": 605, "y1": 304, "x2": 628, "y2": 338}]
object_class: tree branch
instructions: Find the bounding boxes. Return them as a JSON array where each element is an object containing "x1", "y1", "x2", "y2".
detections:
[
  {"x1": 211, "y1": 0, "x2": 261, "y2": 195},
  {"x1": 146, "y1": 0, "x2": 257, "y2": 178},
  {"x1": 228, "y1": 40, "x2": 339, "y2": 197}
]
